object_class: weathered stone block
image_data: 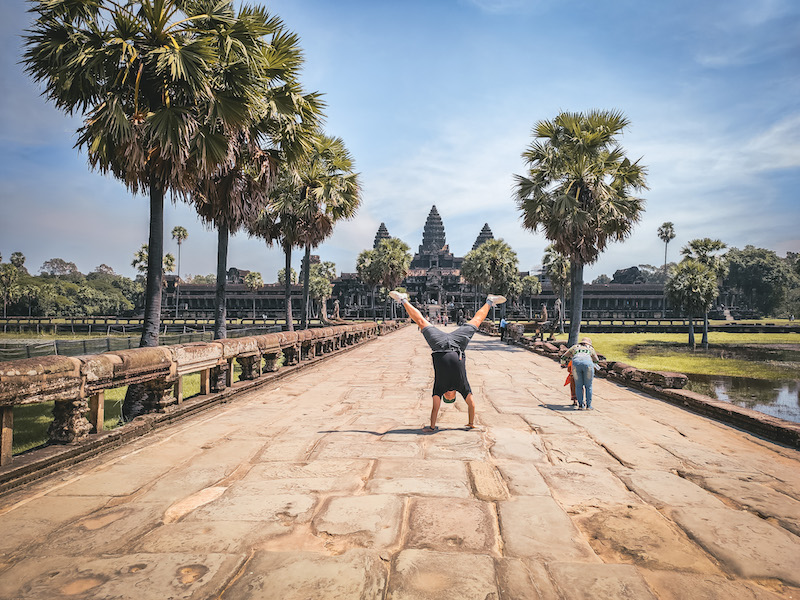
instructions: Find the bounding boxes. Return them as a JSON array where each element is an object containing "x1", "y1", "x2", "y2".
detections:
[{"x1": 0, "y1": 355, "x2": 82, "y2": 407}]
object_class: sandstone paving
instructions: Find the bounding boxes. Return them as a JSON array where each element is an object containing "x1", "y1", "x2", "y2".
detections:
[
  {"x1": 668, "y1": 506, "x2": 800, "y2": 586},
  {"x1": 1, "y1": 326, "x2": 800, "y2": 598}
]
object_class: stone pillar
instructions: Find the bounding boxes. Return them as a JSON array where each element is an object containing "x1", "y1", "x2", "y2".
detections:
[
  {"x1": 210, "y1": 363, "x2": 228, "y2": 393},
  {"x1": 88, "y1": 391, "x2": 105, "y2": 432},
  {"x1": 143, "y1": 379, "x2": 177, "y2": 412},
  {"x1": 1, "y1": 407, "x2": 13, "y2": 466},
  {"x1": 263, "y1": 352, "x2": 281, "y2": 373},
  {"x1": 236, "y1": 356, "x2": 261, "y2": 381},
  {"x1": 48, "y1": 397, "x2": 92, "y2": 444}
]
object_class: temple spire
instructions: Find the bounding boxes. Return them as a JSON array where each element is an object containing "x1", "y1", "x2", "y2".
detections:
[
  {"x1": 373, "y1": 223, "x2": 390, "y2": 248},
  {"x1": 420, "y1": 205, "x2": 446, "y2": 253},
  {"x1": 472, "y1": 223, "x2": 494, "y2": 251}
]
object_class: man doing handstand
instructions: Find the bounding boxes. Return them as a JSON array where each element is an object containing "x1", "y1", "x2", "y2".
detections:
[{"x1": 389, "y1": 290, "x2": 506, "y2": 432}]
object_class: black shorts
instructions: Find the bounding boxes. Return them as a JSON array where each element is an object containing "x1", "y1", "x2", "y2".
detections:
[{"x1": 431, "y1": 351, "x2": 471, "y2": 399}]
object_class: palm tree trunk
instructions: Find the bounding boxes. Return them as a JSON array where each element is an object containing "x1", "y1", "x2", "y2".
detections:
[
  {"x1": 284, "y1": 245, "x2": 294, "y2": 331},
  {"x1": 175, "y1": 241, "x2": 181, "y2": 318},
  {"x1": 688, "y1": 317, "x2": 696, "y2": 350},
  {"x1": 214, "y1": 227, "x2": 228, "y2": 340},
  {"x1": 140, "y1": 181, "x2": 165, "y2": 348},
  {"x1": 301, "y1": 244, "x2": 311, "y2": 329},
  {"x1": 568, "y1": 261, "x2": 584, "y2": 346},
  {"x1": 702, "y1": 311, "x2": 709, "y2": 349},
  {"x1": 123, "y1": 180, "x2": 165, "y2": 423},
  {"x1": 559, "y1": 291, "x2": 566, "y2": 334}
]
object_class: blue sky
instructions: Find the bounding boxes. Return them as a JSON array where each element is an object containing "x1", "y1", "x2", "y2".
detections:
[{"x1": 1, "y1": 0, "x2": 798, "y2": 283}]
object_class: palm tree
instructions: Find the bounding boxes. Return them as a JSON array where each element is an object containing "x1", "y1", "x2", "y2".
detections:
[
  {"x1": 665, "y1": 259, "x2": 719, "y2": 349},
  {"x1": 461, "y1": 239, "x2": 521, "y2": 320},
  {"x1": 244, "y1": 271, "x2": 264, "y2": 319},
  {"x1": 171, "y1": 226, "x2": 188, "y2": 318},
  {"x1": 681, "y1": 238, "x2": 727, "y2": 348},
  {"x1": 294, "y1": 134, "x2": 361, "y2": 329},
  {"x1": 374, "y1": 238, "x2": 412, "y2": 320},
  {"x1": 515, "y1": 110, "x2": 648, "y2": 345},
  {"x1": 542, "y1": 244, "x2": 570, "y2": 333},
  {"x1": 658, "y1": 222, "x2": 676, "y2": 273},
  {"x1": 23, "y1": 0, "x2": 280, "y2": 350},
  {"x1": 132, "y1": 245, "x2": 175, "y2": 277},
  {"x1": 0, "y1": 264, "x2": 20, "y2": 318},
  {"x1": 356, "y1": 249, "x2": 382, "y2": 319}
]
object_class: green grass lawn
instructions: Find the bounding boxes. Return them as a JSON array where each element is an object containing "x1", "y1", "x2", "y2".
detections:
[{"x1": 537, "y1": 332, "x2": 799, "y2": 380}]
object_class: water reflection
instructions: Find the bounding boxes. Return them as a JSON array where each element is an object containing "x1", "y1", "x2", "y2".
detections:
[{"x1": 686, "y1": 374, "x2": 800, "y2": 424}]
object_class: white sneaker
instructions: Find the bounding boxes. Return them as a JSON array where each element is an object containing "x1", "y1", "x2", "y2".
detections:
[
  {"x1": 487, "y1": 294, "x2": 507, "y2": 306},
  {"x1": 389, "y1": 290, "x2": 408, "y2": 303}
]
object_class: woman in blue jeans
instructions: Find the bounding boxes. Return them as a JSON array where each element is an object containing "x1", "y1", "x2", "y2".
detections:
[{"x1": 560, "y1": 338, "x2": 600, "y2": 410}]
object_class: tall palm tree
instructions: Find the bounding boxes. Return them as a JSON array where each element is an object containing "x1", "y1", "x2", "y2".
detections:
[
  {"x1": 294, "y1": 134, "x2": 361, "y2": 329},
  {"x1": 521, "y1": 275, "x2": 542, "y2": 320},
  {"x1": 665, "y1": 259, "x2": 718, "y2": 349},
  {"x1": 542, "y1": 244, "x2": 570, "y2": 333},
  {"x1": 681, "y1": 238, "x2": 727, "y2": 348},
  {"x1": 171, "y1": 226, "x2": 188, "y2": 317},
  {"x1": 356, "y1": 248, "x2": 382, "y2": 319},
  {"x1": 658, "y1": 222, "x2": 676, "y2": 273},
  {"x1": 461, "y1": 239, "x2": 521, "y2": 320},
  {"x1": 374, "y1": 238, "x2": 412, "y2": 320},
  {"x1": 23, "y1": 0, "x2": 278, "y2": 349},
  {"x1": 515, "y1": 110, "x2": 648, "y2": 345}
]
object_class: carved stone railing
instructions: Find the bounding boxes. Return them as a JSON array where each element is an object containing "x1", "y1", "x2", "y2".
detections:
[{"x1": 0, "y1": 322, "x2": 402, "y2": 466}]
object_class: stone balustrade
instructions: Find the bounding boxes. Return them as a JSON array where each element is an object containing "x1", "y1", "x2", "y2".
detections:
[{"x1": 0, "y1": 322, "x2": 401, "y2": 466}]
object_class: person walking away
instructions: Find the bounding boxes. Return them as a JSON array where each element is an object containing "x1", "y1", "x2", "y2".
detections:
[
  {"x1": 390, "y1": 290, "x2": 507, "y2": 431},
  {"x1": 499, "y1": 316, "x2": 508, "y2": 341},
  {"x1": 560, "y1": 337, "x2": 600, "y2": 410}
]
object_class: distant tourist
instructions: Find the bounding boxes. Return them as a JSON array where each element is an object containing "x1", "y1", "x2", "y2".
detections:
[
  {"x1": 560, "y1": 337, "x2": 600, "y2": 410},
  {"x1": 390, "y1": 290, "x2": 507, "y2": 432},
  {"x1": 499, "y1": 316, "x2": 508, "y2": 341}
]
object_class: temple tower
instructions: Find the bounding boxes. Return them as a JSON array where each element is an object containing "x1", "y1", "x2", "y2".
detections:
[
  {"x1": 472, "y1": 223, "x2": 494, "y2": 251},
  {"x1": 419, "y1": 205, "x2": 446, "y2": 253},
  {"x1": 373, "y1": 223, "x2": 390, "y2": 248}
]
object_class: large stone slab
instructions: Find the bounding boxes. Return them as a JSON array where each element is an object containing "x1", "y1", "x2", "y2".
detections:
[
  {"x1": 0, "y1": 553, "x2": 243, "y2": 600},
  {"x1": 32, "y1": 503, "x2": 166, "y2": 556},
  {"x1": 685, "y1": 474, "x2": 800, "y2": 536},
  {"x1": 494, "y1": 460, "x2": 551, "y2": 496},
  {"x1": 489, "y1": 427, "x2": 548, "y2": 462},
  {"x1": 537, "y1": 464, "x2": 640, "y2": 509},
  {"x1": 221, "y1": 549, "x2": 387, "y2": 599},
  {"x1": 468, "y1": 461, "x2": 510, "y2": 500},
  {"x1": 615, "y1": 469, "x2": 727, "y2": 510},
  {"x1": 549, "y1": 562, "x2": 657, "y2": 600},
  {"x1": 405, "y1": 497, "x2": 496, "y2": 553},
  {"x1": 311, "y1": 494, "x2": 403, "y2": 550},
  {"x1": 188, "y1": 491, "x2": 316, "y2": 524},
  {"x1": 640, "y1": 569, "x2": 789, "y2": 600},
  {"x1": 540, "y1": 433, "x2": 621, "y2": 468},
  {"x1": 669, "y1": 507, "x2": 800, "y2": 586},
  {"x1": 497, "y1": 496, "x2": 598, "y2": 562},
  {"x1": 133, "y1": 520, "x2": 276, "y2": 553},
  {"x1": 386, "y1": 549, "x2": 497, "y2": 600},
  {"x1": 0, "y1": 495, "x2": 112, "y2": 557},
  {"x1": 574, "y1": 505, "x2": 720, "y2": 573}
]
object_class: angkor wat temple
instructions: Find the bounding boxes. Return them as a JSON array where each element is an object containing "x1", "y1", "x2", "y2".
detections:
[{"x1": 162, "y1": 205, "x2": 668, "y2": 320}]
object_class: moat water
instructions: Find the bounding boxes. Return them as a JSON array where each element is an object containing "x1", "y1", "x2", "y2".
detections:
[
  {"x1": 686, "y1": 374, "x2": 800, "y2": 425},
  {"x1": 629, "y1": 343, "x2": 800, "y2": 424}
]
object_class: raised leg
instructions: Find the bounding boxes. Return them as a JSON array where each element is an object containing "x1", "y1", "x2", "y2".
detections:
[
  {"x1": 399, "y1": 299, "x2": 432, "y2": 330},
  {"x1": 467, "y1": 302, "x2": 492, "y2": 328}
]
